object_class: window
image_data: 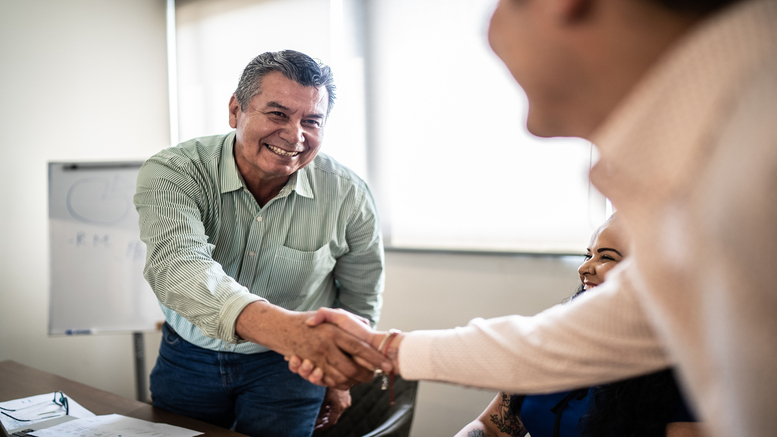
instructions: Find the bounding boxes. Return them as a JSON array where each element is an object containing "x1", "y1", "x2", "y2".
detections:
[{"x1": 171, "y1": 0, "x2": 606, "y2": 255}]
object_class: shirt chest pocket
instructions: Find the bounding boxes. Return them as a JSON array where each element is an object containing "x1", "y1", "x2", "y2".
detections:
[{"x1": 265, "y1": 244, "x2": 336, "y2": 309}]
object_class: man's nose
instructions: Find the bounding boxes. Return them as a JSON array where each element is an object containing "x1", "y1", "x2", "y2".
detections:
[{"x1": 280, "y1": 122, "x2": 305, "y2": 144}]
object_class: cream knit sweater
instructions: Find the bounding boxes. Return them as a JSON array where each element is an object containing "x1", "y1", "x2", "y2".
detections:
[{"x1": 398, "y1": 2, "x2": 777, "y2": 437}]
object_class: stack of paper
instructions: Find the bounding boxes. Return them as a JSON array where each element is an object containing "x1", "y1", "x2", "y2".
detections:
[
  {"x1": 1, "y1": 393, "x2": 200, "y2": 437},
  {"x1": 32, "y1": 414, "x2": 202, "y2": 437}
]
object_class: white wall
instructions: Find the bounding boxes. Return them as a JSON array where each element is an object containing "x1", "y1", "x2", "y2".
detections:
[
  {"x1": 379, "y1": 251, "x2": 580, "y2": 436},
  {"x1": 0, "y1": 0, "x2": 169, "y2": 396},
  {"x1": 0, "y1": 2, "x2": 583, "y2": 436}
]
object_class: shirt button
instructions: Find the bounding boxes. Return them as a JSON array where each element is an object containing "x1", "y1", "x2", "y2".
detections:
[
  {"x1": 256, "y1": 216, "x2": 262, "y2": 222},
  {"x1": 249, "y1": 251, "x2": 255, "y2": 257}
]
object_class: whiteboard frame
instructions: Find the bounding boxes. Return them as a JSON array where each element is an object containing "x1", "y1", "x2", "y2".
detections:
[{"x1": 47, "y1": 161, "x2": 163, "y2": 336}]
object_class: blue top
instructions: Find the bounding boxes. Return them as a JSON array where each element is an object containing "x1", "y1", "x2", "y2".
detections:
[{"x1": 519, "y1": 386, "x2": 696, "y2": 437}]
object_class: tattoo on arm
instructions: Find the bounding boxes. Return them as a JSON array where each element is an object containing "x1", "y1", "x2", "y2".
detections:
[
  {"x1": 467, "y1": 431, "x2": 489, "y2": 437},
  {"x1": 489, "y1": 393, "x2": 526, "y2": 437}
]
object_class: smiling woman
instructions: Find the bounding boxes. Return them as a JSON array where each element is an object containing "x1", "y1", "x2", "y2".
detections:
[
  {"x1": 447, "y1": 213, "x2": 703, "y2": 437},
  {"x1": 576, "y1": 213, "x2": 629, "y2": 292}
]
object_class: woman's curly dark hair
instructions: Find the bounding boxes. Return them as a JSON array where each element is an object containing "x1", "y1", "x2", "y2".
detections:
[{"x1": 510, "y1": 284, "x2": 692, "y2": 437}]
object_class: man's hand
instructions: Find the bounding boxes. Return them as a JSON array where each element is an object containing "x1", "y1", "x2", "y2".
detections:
[
  {"x1": 287, "y1": 308, "x2": 384, "y2": 384},
  {"x1": 305, "y1": 308, "x2": 381, "y2": 346},
  {"x1": 315, "y1": 388, "x2": 351, "y2": 431},
  {"x1": 288, "y1": 308, "x2": 406, "y2": 386},
  {"x1": 235, "y1": 301, "x2": 391, "y2": 390}
]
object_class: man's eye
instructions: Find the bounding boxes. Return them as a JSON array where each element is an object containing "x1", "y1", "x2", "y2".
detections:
[
  {"x1": 304, "y1": 120, "x2": 321, "y2": 127},
  {"x1": 270, "y1": 111, "x2": 286, "y2": 117}
]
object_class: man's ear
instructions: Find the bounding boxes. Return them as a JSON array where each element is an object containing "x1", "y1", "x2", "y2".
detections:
[{"x1": 228, "y1": 95, "x2": 240, "y2": 129}]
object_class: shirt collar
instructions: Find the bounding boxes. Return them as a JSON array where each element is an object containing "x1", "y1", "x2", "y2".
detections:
[
  {"x1": 292, "y1": 161, "x2": 315, "y2": 200},
  {"x1": 219, "y1": 131, "x2": 243, "y2": 194},
  {"x1": 219, "y1": 130, "x2": 315, "y2": 200}
]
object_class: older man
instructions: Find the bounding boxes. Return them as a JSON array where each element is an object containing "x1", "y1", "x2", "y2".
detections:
[
  {"x1": 134, "y1": 50, "x2": 389, "y2": 437},
  {"x1": 293, "y1": 1, "x2": 777, "y2": 436}
]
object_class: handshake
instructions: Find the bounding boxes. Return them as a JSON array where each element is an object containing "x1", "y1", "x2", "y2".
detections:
[
  {"x1": 235, "y1": 301, "x2": 403, "y2": 391},
  {"x1": 286, "y1": 308, "x2": 404, "y2": 390}
]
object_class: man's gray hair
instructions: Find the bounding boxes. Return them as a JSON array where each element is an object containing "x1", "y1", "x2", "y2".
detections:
[{"x1": 234, "y1": 50, "x2": 336, "y2": 116}]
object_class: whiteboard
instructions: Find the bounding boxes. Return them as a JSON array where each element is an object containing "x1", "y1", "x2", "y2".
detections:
[{"x1": 48, "y1": 161, "x2": 164, "y2": 335}]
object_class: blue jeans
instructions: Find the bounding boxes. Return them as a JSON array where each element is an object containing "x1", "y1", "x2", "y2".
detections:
[{"x1": 150, "y1": 323, "x2": 326, "y2": 437}]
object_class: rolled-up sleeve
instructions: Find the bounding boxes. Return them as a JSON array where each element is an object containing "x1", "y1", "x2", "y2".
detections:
[{"x1": 134, "y1": 156, "x2": 262, "y2": 343}]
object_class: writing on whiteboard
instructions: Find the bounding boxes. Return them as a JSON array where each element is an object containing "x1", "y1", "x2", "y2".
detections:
[
  {"x1": 64, "y1": 232, "x2": 146, "y2": 261},
  {"x1": 66, "y1": 176, "x2": 134, "y2": 225}
]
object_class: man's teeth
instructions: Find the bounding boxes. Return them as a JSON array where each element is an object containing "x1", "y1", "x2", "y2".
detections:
[{"x1": 266, "y1": 144, "x2": 299, "y2": 157}]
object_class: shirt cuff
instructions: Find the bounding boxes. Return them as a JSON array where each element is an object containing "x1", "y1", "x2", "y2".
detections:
[{"x1": 217, "y1": 292, "x2": 266, "y2": 344}]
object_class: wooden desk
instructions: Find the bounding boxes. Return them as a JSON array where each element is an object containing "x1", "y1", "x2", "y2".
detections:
[{"x1": 0, "y1": 360, "x2": 246, "y2": 436}]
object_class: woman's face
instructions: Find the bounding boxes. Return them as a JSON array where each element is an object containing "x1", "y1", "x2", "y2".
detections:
[{"x1": 578, "y1": 218, "x2": 629, "y2": 290}]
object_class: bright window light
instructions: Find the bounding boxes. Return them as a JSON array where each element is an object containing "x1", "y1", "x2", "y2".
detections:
[{"x1": 172, "y1": 0, "x2": 607, "y2": 254}]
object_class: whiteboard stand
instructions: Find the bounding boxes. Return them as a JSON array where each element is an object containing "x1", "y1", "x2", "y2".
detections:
[
  {"x1": 133, "y1": 332, "x2": 147, "y2": 403},
  {"x1": 48, "y1": 161, "x2": 164, "y2": 404}
]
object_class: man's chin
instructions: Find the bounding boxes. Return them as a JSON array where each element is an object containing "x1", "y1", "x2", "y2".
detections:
[
  {"x1": 525, "y1": 113, "x2": 590, "y2": 140},
  {"x1": 525, "y1": 118, "x2": 558, "y2": 139},
  {"x1": 524, "y1": 108, "x2": 570, "y2": 138}
]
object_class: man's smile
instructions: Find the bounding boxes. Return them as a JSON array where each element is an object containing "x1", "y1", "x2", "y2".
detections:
[{"x1": 265, "y1": 143, "x2": 300, "y2": 157}]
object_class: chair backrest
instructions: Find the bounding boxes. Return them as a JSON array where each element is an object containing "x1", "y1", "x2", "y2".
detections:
[{"x1": 313, "y1": 375, "x2": 419, "y2": 437}]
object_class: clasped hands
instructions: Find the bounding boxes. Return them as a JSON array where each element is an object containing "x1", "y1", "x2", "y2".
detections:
[
  {"x1": 286, "y1": 308, "x2": 405, "y2": 388},
  {"x1": 235, "y1": 302, "x2": 402, "y2": 390}
]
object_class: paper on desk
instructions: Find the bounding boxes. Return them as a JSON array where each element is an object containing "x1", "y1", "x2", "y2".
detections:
[
  {"x1": 31, "y1": 414, "x2": 202, "y2": 437},
  {"x1": 0, "y1": 392, "x2": 95, "y2": 430}
]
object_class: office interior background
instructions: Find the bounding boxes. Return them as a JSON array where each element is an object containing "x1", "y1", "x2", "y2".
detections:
[{"x1": 0, "y1": 0, "x2": 602, "y2": 435}]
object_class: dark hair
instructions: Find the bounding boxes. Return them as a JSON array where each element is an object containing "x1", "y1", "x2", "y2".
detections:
[
  {"x1": 581, "y1": 369, "x2": 686, "y2": 437},
  {"x1": 234, "y1": 50, "x2": 336, "y2": 117},
  {"x1": 645, "y1": 0, "x2": 743, "y2": 15},
  {"x1": 509, "y1": 284, "x2": 692, "y2": 436}
]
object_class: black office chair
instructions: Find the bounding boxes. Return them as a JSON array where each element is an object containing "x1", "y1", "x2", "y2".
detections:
[{"x1": 313, "y1": 375, "x2": 419, "y2": 437}]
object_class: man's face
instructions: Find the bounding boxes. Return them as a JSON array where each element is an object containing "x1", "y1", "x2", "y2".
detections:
[
  {"x1": 488, "y1": 0, "x2": 581, "y2": 137},
  {"x1": 229, "y1": 71, "x2": 328, "y2": 185}
]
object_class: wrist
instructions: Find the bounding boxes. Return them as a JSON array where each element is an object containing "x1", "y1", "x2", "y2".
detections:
[
  {"x1": 385, "y1": 332, "x2": 403, "y2": 375},
  {"x1": 374, "y1": 329, "x2": 403, "y2": 375},
  {"x1": 235, "y1": 300, "x2": 295, "y2": 350},
  {"x1": 370, "y1": 332, "x2": 387, "y2": 351}
]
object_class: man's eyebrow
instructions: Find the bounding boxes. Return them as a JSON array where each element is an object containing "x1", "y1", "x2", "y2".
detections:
[
  {"x1": 265, "y1": 101, "x2": 291, "y2": 112},
  {"x1": 265, "y1": 101, "x2": 325, "y2": 119},
  {"x1": 597, "y1": 247, "x2": 623, "y2": 257}
]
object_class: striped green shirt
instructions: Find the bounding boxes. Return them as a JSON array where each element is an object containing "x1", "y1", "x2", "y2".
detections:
[{"x1": 134, "y1": 131, "x2": 384, "y2": 354}]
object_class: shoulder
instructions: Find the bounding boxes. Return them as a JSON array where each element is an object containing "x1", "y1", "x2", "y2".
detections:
[
  {"x1": 137, "y1": 133, "x2": 231, "y2": 199},
  {"x1": 144, "y1": 133, "x2": 228, "y2": 171}
]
